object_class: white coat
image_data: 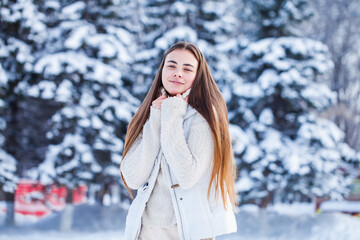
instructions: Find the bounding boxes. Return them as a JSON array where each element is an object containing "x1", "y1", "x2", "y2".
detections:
[{"x1": 124, "y1": 106, "x2": 237, "y2": 240}]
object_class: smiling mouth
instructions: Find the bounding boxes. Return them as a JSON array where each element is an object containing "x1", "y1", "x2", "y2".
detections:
[{"x1": 169, "y1": 80, "x2": 184, "y2": 85}]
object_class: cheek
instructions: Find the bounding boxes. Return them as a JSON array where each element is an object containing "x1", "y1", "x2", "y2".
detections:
[
  {"x1": 161, "y1": 69, "x2": 168, "y2": 83},
  {"x1": 186, "y1": 75, "x2": 196, "y2": 87}
]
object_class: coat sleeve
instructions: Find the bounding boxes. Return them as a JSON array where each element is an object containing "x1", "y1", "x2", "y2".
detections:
[
  {"x1": 120, "y1": 107, "x2": 161, "y2": 189},
  {"x1": 160, "y1": 97, "x2": 214, "y2": 189}
]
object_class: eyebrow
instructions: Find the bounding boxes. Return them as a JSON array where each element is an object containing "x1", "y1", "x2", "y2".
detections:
[{"x1": 166, "y1": 60, "x2": 195, "y2": 68}]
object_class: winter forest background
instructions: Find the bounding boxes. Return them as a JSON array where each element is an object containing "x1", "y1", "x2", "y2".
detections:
[{"x1": 1, "y1": 0, "x2": 360, "y2": 235}]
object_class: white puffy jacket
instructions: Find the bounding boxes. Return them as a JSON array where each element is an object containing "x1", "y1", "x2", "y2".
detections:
[{"x1": 122, "y1": 98, "x2": 237, "y2": 240}]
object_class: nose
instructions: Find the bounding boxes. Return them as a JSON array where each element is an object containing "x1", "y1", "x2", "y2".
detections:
[{"x1": 173, "y1": 71, "x2": 182, "y2": 78}]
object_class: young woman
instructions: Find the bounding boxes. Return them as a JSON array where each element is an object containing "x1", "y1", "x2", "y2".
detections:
[{"x1": 121, "y1": 42, "x2": 237, "y2": 240}]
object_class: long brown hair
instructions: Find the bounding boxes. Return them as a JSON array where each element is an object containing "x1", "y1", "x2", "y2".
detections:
[{"x1": 121, "y1": 41, "x2": 236, "y2": 209}]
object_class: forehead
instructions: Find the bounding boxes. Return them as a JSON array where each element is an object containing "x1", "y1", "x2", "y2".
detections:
[{"x1": 165, "y1": 49, "x2": 198, "y2": 66}]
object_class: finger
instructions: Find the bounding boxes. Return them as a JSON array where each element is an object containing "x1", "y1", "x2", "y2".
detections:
[
  {"x1": 184, "y1": 96, "x2": 189, "y2": 102},
  {"x1": 155, "y1": 98, "x2": 165, "y2": 104},
  {"x1": 152, "y1": 98, "x2": 165, "y2": 108},
  {"x1": 157, "y1": 95, "x2": 167, "y2": 100},
  {"x1": 152, "y1": 100, "x2": 159, "y2": 107},
  {"x1": 153, "y1": 97, "x2": 165, "y2": 105},
  {"x1": 176, "y1": 93, "x2": 181, "y2": 98}
]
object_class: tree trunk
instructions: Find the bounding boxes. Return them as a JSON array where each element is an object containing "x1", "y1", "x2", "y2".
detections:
[
  {"x1": 59, "y1": 187, "x2": 74, "y2": 231},
  {"x1": 258, "y1": 190, "x2": 274, "y2": 237},
  {"x1": 4, "y1": 191, "x2": 15, "y2": 226},
  {"x1": 259, "y1": 206, "x2": 268, "y2": 238}
]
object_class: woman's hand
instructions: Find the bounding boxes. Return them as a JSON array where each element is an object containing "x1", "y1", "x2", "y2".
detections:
[{"x1": 152, "y1": 95, "x2": 167, "y2": 110}]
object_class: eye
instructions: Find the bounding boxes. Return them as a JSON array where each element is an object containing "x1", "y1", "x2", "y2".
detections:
[
  {"x1": 184, "y1": 68, "x2": 193, "y2": 72},
  {"x1": 167, "y1": 65, "x2": 176, "y2": 68}
]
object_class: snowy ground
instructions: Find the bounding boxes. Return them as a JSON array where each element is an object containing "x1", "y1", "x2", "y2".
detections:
[{"x1": 0, "y1": 202, "x2": 360, "y2": 240}]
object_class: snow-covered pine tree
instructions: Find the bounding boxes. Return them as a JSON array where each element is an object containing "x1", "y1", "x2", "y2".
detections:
[
  {"x1": 134, "y1": 0, "x2": 240, "y2": 95},
  {"x1": 241, "y1": 0, "x2": 313, "y2": 39},
  {"x1": 132, "y1": 0, "x2": 198, "y2": 96},
  {"x1": 131, "y1": 0, "x2": 239, "y2": 97},
  {"x1": 22, "y1": 1, "x2": 139, "y2": 207},
  {"x1": 0, "y1": 0, "x2": 47, "y2": 225},
  {"x1": 194, "y1": 0, "x2": 237, "y2": 45},
  {"x1": 188, "y1": 0, "x2": 238, "y2": 90},
  {"x1": 230, "y1": 0, "x2": 358, "y2": 206},
  {"x1": 305, "y1": 0, "x2": 360, "y2": 151},
  {"x1": 0, "y1": 74, "x2": 18, "y2": 226},
  {"x1": 0, "y1": 34, "x2": 18, "y2": 204},
  {"x1": 0, "y1": 90, "x2": 18, "y2": 197}
]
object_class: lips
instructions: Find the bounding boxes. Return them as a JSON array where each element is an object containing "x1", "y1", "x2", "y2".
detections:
[{"x1": 169, "y1": 80, "x2": 184, "y2": 85}]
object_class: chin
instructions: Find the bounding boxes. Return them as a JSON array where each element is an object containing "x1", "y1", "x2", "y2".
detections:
[
  {"x1": 172, "y1": 91, "x2": 184, "y2": 96},
  {"x1": 166, "y1": 89, "x2": 180, "y2": 96},
  {"x1": 168, "y1": 92, "x2": 179, "y2": 97}
]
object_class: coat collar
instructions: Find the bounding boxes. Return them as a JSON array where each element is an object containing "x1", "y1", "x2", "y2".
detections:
[{"x1": 184, "y1": 104, "x2": 197, "y2": 120}]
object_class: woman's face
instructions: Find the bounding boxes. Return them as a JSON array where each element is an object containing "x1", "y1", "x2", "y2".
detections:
[{"x1": 162, "y1": 49, "x2": 198, "y2": 96}]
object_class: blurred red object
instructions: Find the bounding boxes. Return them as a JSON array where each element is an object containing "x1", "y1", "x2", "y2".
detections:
[{"x1": 14, "y1": 179, "x2": 87, "y2": 217}]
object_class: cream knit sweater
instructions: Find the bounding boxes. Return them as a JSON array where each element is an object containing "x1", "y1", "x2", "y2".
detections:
[{"x1": 121, "y1": 97, "x2": 214, "y2": 227}]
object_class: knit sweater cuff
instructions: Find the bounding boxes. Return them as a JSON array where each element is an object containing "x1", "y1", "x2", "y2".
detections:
[
  {"x1": 149, "y1": 106, "x2": 161, "y2": 132},
  {"x1": 161, "y1": 97, "x2": 187, "y2": 119}
]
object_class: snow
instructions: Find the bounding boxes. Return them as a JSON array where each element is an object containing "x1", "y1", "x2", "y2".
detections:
[
  {"x1": 91, "y1": 115, "x2": 103, "y2": 129},
  {"x1": 258, "y1": 69, "x2": 279, "y2": 92},
  {"x1": 86, "y1": 34, "x2": 131, "y2": 62},
  {"x1": 79, "y1": 91, "x2": 97, "y2": 107},
  {"x1": 202, "y1": 1, "x2": 227, "y2": 16},
  {"x1": 229, "y1": 124, "x2": 249, "y2": 154},
  {"x1": 267, "y1": 202, "x2": 315, "y2": 216},
  {"x1": 0, "y1": 150, "x2": 18, "y2": 192},
  {"x1": 259, "y1": 108, "x2": 274, "y2": 125},
  {"x1": 105, "y1": 26, "x2": 133, "y2": 46},
  {"x1": 61, "y1": 107, "x2": 76, "y2": 118},
  {"x1": 320, "y1": 200, "x2": 360, "y2": 212},
  {"x1": 242, "y1": 109, "x2": 257, "y2": 123},
  {"x1": 30, "y1": 133, "x2": 106, "y2": 186},
  {"x1": 0, "y1": 64, "x2": 7, "y2": 85},
  {"x1": 55, "y1": 79, "x2": 74, "y2": 103},
  {"x1": 338, "y1": 143, "x2": 358, "y2": 163},
  {"x1": 280, "y1": 68, "x2": 307, "y2": 86},
  {"x1": 301, "y1": 83, "x2": 337, "y2": 110},
  {"x1": 285, "y1": 153, "x2": 302, "y2": 174},
  {"x1": 260, "y1": 128, "x2": 283, "y2": 153},
  {"x1": 34, "y1": 52, "x2": 122, "y2": 86},
  {"x1": 111, "y1": 154, "x2": 122, "y2": 165},
  {"x1": 1, "y1": 202, "x2": 359, "y2": 240},
  {"x1": 170, "y1": 2, "x2": 194, "y2": 15},
  {"x1": 61, "y1": 2, "x2": 86, "y2": 21},
  {"x1": 44, "y1": 1, "x2": 60, "y2": 11},
  {"x1": 155, "y1": 26, "x2": 198, "y2": 50},
  {"x1": 243, "y1": 145, "x2": 263, "y2": 163},
  {"x1": 104, "y1": 166, "x2": 121, "y2": 177},
  {"x1": 297, "y1": 117, "x2": 344, "y2": 148},
  {"x1": 99, "y1": 99, "x2": 136, "y2": 122},
  {"x1": 233, "y1": 82, "x2": 264, "y2": 99},
  {"x1": 1, "y1": 0, "x2": 47, "y2": 43},
  {"x1": 27, "y1": 80, "x2": 57, "y2": 99},
  {"x1": 64, "y1": 24, "x2": 96, "y2": 49},
  {"x1": 7, "y1": 38, "x2": 34, "y2": 65},
  {"x1": 236, "y1": 174, "x2": 254, "y2": 192},
  {"x1": 135, "y1": 48, "x2": 160, "y2": 62}
]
